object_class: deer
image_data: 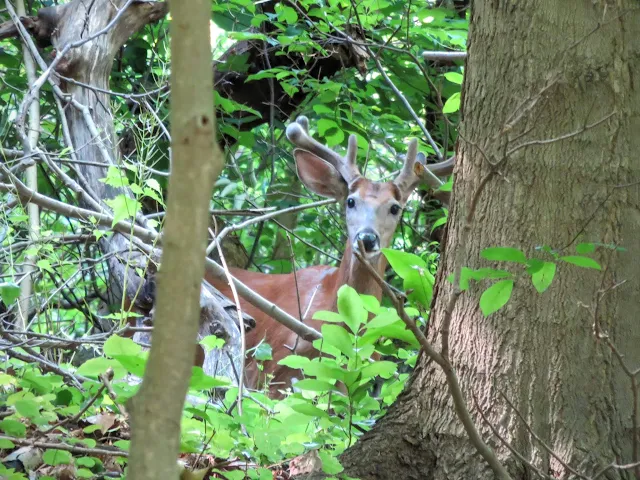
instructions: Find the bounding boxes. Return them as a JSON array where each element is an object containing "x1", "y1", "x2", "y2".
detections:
[{"x1": 208, "y1": 116, "x2": 454, "y2": 398}]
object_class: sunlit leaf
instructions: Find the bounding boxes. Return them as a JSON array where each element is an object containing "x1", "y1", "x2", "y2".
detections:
[
  {"x1": 0, "y1": 283, "x2": 20, "y2": 305},
  {"x1": 531, "y1": 262, "x2": 556, "y2": 293},
  {"x1": 481, "y1": 247, "x2": 527, "y2": 263},
  {"x1": 442, "y1": 92, "x2": 461, "y2": 113},
  {"x1": 321, "y1": 324, "x2": 354, "y2": 358},
  {"x1": 479, "y1": 280, "x2": 514, "y2": 316},
  {"x1": 43, "y1": 449, "x2": 72, "y2": 466},
  {"x1": 560, "y1": 256, "x2": 601, "y2": 270},
  {"x1": 337, "y1": 285, "x2": 367, "y2": 333}
]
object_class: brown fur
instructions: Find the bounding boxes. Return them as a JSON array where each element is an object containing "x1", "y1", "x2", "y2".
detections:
[{"x1": 207, "y1": 180, "x2": 395, "y2": 398}]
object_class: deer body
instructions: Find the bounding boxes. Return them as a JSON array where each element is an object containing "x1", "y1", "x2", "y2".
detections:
[
  {"x1": 209, "y1": 244, "x2": 386, "y2": 394},
  {"x1": 208, "y1": 116, "x2": 453, "y2": 397}
]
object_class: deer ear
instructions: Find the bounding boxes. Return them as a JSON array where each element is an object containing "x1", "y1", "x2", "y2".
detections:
[{"x1": 294, "y1": 149, "x2": 348, "y2": 200}]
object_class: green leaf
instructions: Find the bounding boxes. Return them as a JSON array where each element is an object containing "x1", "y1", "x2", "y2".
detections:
[
  {"x1": 276, "y1": 5, "x2": 298, "y2": 23},
  {"x1": 200, "y1": 335, "x2": 225, "y2": 352},
  {"x1": 560, "y1": 256, "x2": 601, "y2": 270},
  {"x1": 302, "y1": 359, "x2": 345, "y2": 382},
  {"x1": 431, "y1": 215, "x2": 448, "y2": 233},
  {"x1": 43, "y1": 449, "x2": 72, "y2": 466},
  {"x1": 531, "y1": 262, "x2": 556, "y2": 293},
  {"x1": 0, "y1": 419, "x2": 26, "y2": 437},
  {"x1": 359, "y1": 361, "x2": 397, "y2": 380},
  {"x1": 75, "y1": 457, "x2": 96, "y2": 468},
  {"x1": 321, "y1": 324, "x2": 354, "y2": 358},
  {"x1": 189, "y1": 368, "x2": 230, "y2": 390},
  {"x1": 575, "y1": 242, "x2": 595, "y2": 254},
  {"x1": 0, "y1": 283, "x2": 20, "y2": 305},
  {"x1": 337, "y1": 285, "x2": 367, "y2": 334},
  {"x1": 366, "y1": 309, "x2": 400, "y2": 330},
  {"x1": 360, "y1": 294, "x2": 380, "y2": 313},
  {"x1": 318, "y1": 450, "x2": 344, "y2": 475},
  {"x1": 83, "y1": 425, "x2": 102, "y2": 434},
  {"x1": 228, "y1": 31, "x2": 268, "y2": 41},
  {"x1": 526, "y1": 258, "x2": 545, "y2": 274},
  {"x1": 481, "y1": 247, "x2": 527, "y2": 263},
  {"x1": 317, "y1": 118, "x2": 338, "y2": 136},
  {"x1": 382, "y1": 248, "x2": 426, "y2": 279},
  {"x1": 114, "y1": 440, "x2": 130, "y2": 450},
  {"x1": 14, "y1": 399, "x2": 40, "y2": 419},
  {"x1": 0, "y1": 438, "x2": 15, "y2": 449},
  {"x1": 100, "y1": 165, "x2": 129, "y2": 188},
  {"x1": 293, "y1": 379, "x2": 339, "y2": 393},
  {"x1": 0, "y1": 373, "x2": 15, "y2": 386},
  {"x1": 77, "y1": 468, "x2": 94, "y2": 478},
  {"x1": 105, "y1": 195, "x2": 141, "y2": 226},
  {"x1": 313, "y1": 104, "x2": 334, "y2": 115},
  {"x1": 104, "y1": 335, "x2": 142, "y2": 357},
  {"x1": 442, "y1": 92, "x2": 461, "y2": 113},
  {"x1": 404, "y1": 269, "x2": 434, "y2": 309},
  {"x1": 145, "y1": 178, "x2": 161, "y2": 193},
  {"x1": 443, "y1": 72, "x2": 463, "y2": 84},
  {"x1": 278, "y1": 355, "x2": 311, "y2": 369},
  {"x1": 253, "y1": 342, "x2": 273, "y2": 361},
  {"x1": 312, "y1": 311, "x2": 346, "y2": 323},
  {"x1": 76, "y1": 357, "x2": 115, "y2": 377},
  {"x1": 214, "y1": 92, "x2": 261, "y2": 117},
  {"x1": 479, "y1": 280, "x2": 514, "y2": 316},
  {"x1": 362, "y1": 324, "x2": 419, "y2": 349},
  {"x1": 290, "y1": 403, "x2": 329, "y2": 418},
  {"x1": 36, "y1": 259, "x2": 54, "y2": 273}
]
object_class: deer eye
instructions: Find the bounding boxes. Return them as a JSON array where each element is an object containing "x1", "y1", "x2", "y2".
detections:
[
  {"x1": 347, "y1": 198, "x2": 356, "y2": 208},
  {"x1": 390, "y1": 204, "x2": 401, "y2": 215}
]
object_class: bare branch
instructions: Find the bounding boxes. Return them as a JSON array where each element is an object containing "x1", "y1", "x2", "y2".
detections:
[{"x1": 0, "y1": 435, "x2": 128, "y2": 457}]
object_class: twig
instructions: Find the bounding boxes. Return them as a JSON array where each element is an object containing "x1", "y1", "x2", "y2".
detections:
[
  {"x1": 590, "y1": 278, "x2": 640, "y2": 478},
  {"x1": 353, "y1": 245, "x2": 512, "y2": 480},
  {"x1": 422, "y1": 51, "x2": 467, "y2": 61},
  {"x1": 471, "y1": 393, "x2": 553, "y2": 480},
  {"x1": 44, "y1": 371, "x2": 110, "y2": 434},
  {"x1": 344, "y1": 1, "x2": 443, "y2": 162},
  {"x1": 0, "y1": 435, "x2": 128, "y2": 457},
  {"x1": 497, "y1": 390, "x2": 589, "y2": 479},
  {"x1": 284, "y1": 233, "x2": 305, "y2": 353},
  {"x1": 210, "y1": 218, "x2": 246, "y2": 418},
  {"x1": 100, "y1": 368, "x2": 128, "y2": 416},
  {"x1": 205, "y1": 198, "x2": 334, "y2": 255},
  {"x1": 505, "y1": 111, "x2": 616, "y2": 157},
  {"x1": 592, "y1": 460, "x2": 640, "y2": 479},
  {"x1": 0, "y1": 326, "x2": 88, "y2": 389},
  {"x1": 1, "y1": 169, "x2": 322, "y2": 345}
]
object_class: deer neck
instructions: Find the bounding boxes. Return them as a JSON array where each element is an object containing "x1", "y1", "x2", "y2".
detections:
[{"x1": 333, "y1": 243, "x2": 387, "y2": 301}]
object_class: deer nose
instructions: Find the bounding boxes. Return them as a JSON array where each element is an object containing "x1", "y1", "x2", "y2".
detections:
[{"x1": 356, "y1": 231, "x2": 380, "y2": 253}]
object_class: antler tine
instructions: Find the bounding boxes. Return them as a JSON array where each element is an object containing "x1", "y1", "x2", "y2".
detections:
[
  {"x1": 295, "y1": 115, "x2": 309, "y2": 133},
  {"x1": 426, "y1": 156, "x2": 455, "y2": 177},
  {"x1": 286, "y1": 116, "x2": 361, "y2": 183},
  {"x1": 394, "y1": 139, "x2": 456, "y2": 198},
  {"x1": 394, "y1": 138, "x2": 419, "y2": 195},
  {"x1": 344, "y1": 134, "x2": 361, "y2": 181}
]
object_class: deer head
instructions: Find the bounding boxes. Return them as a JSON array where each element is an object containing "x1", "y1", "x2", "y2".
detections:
[{"x1": 286, "y1": 116, "x2": 452, "y2": 260}]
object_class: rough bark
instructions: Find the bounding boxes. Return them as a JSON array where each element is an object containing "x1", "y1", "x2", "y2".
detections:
[
  {"x1": 339, "y1": 2, "x2": 640, "y2": 479},
  {"x1": 127, "y1": 0, "x2": 222, "y2": 476}
]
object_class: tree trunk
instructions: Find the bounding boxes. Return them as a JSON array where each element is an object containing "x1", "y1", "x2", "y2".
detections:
[
  {"x1": 42, "y1": 0, "x2": 246, "y2": 378},
  {"x1": 127, "y1": 0, "x2": 222, "y2": 476},
  {"x1": 340, "y1": 2, "x2": 640, "y2": 479}
]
